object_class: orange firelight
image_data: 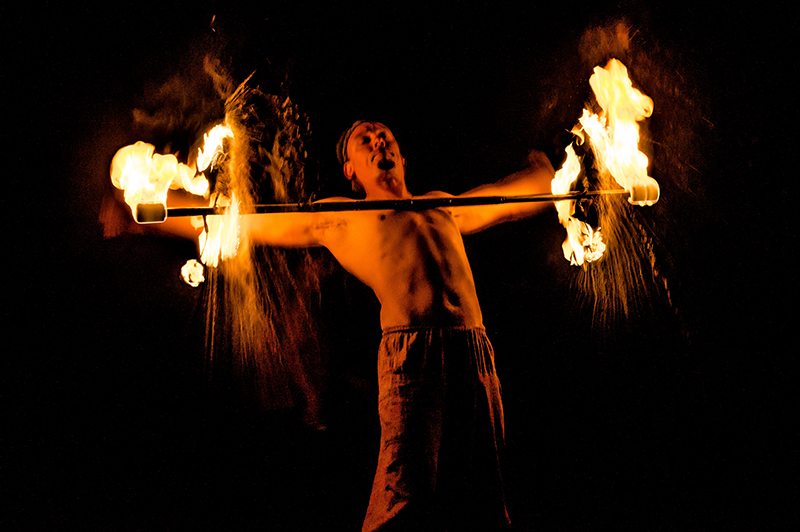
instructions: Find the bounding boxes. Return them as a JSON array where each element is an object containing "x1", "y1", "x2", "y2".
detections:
[
  {"x1": 110, "y1": 122, "x2": 240, "y2": 284},
  {"x1": 110, "y1": 141, "x2": 206, "y2": 222},
  {"x1": 194, "y1": 192, "x2": 242, "y2": 268},
  {"x1": 552, "y1": 58, "x2": 658, "y2": 266}
]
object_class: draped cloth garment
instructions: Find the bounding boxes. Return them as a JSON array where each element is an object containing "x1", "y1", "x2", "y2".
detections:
[{"x1": 362, "y1": 327, "x2": 511, "y2": 532}]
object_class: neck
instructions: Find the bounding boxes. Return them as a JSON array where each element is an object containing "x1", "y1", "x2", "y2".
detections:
[{"x1": 365, "y1": 174, "x2": 411, "y2": 200}]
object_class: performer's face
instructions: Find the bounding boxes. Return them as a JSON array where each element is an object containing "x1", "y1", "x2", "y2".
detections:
[{"x1": 343, "y1": 122, "x2": 406, "y2": 196}]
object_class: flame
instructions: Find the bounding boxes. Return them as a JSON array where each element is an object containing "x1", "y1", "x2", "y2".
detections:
[
  {"x1": 109, "y1": 123, "x2": 235, "y2": 218},
  {"x1": 195, "y1": 192, "x2": 242, "y2": 268},
  {"x1": 180, "y1": 259, "x2": 205, "y2": 287},
  {"x1": 111, "y1": 122, "x2": 242, "y2": 284},
  {"x1": 110, "y1": 141, "x2": 201, "y2": 220},
  {"x1": 551, "y1": 143, "x2": 607, "y2": 266},
  {"x1": 196, "y1": 124, "x2": 234, "y2": 173},
  {"x1": 586, "y1": 59, "x2": 658, "y2": 206},
  {"x1": 552, "y1": 59, "x2": 658, "y2": 266}
]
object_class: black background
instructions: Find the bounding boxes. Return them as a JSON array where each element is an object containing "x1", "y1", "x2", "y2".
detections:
[{"x1": 4, "y1": 1, "x2": 795, "y2": 530}]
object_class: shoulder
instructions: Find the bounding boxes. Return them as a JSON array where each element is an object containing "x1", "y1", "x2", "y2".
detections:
[
  {"x1": 313, "y1": 196, "x2": 358, "y2": 203},
  {"x1": 420, "y1": 190, "x2": 455, "y2": 199}
]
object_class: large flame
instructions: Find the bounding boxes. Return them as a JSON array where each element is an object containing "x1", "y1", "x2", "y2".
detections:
[
  {"x1": 551, "y1": 142, "x2": 607, "y2": 266},
  {"x1": 110, "y1": 122, "x2": 240, "y2": 283},
  {"x1": 552, "y1": 59, "x2": 658, "y2": 266},
  {"x1": 586, "y1": 59, "x2": 658, "y2": 205},
  {"x1": 110, "y1": 141, "x2": 204, "y2": 219},
  {"x1": 110, "y1": 123, "x2": 234, "y2": 214}
]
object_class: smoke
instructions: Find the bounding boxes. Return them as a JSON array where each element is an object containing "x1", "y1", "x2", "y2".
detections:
[
  {"x1": 112, "y1": 54, "x2": 331, "y2": 424},
  {"x1": 129, "y1": 56, "x2": 229, "y2": 159}
]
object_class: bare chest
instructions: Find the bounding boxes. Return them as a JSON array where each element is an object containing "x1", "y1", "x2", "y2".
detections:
[{"x1": 327, "y1": 210, "x2": 468, "y2": 284}]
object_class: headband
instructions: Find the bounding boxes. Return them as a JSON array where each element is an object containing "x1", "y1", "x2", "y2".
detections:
[{"x1": 336, "y1": 120, "x2": 368, "y2": 167}]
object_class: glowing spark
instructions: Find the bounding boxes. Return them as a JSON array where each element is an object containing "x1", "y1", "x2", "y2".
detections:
[{"x1": 181, "y1": 259, "x2": 205, "y2": 287}]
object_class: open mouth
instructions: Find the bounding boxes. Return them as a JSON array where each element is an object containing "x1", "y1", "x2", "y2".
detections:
[{"x1": 377, "y1": 158, "x2": 396, "y2": 170}]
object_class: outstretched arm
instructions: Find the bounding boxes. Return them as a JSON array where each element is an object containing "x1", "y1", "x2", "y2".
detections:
[
  {"x1": 246, "y1": 197, "x2": 356, "y2": 248},
  {"x1": 446, "y1": 150, "x2": 556, "y2": 234},
  {"x1": 100, "y1": 188, "x2": 206, "y2": 240},
  {"x1": 103, "y1": 187, "x2": 337, "y2": 249},
  {"x1": 245, "y1": 211, "x2": 325, "y2": 247}
]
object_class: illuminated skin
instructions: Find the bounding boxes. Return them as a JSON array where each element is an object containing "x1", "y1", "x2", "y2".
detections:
[
  {"x1": 246, "y1": 122, "x2": 555, "y2": 328},
  {"x1": 147, "y1": 122, "x2": 555, "y2": 529}
]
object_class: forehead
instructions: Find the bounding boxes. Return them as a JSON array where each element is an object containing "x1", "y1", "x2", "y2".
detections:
[
  {"x1": 350, "y1": 122, "x2": 390, "y2": 140},
  {"x1": 346, "y1": 123, "x2": 395, "y2": 162},
  {"x1": 350, "y1": 121, "x2": 394, "y2": 144}
]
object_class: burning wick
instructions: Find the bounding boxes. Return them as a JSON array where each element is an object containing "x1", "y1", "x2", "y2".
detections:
[
  {"x1": 110, "y1": 122, "x2": 241, "y2": 285},
  {"x1": 110, "y1": 124, "x2": 235, "y2": 224},
  {"x1": 552, "y1": 58, "x2": 659, "y2": 266},
  {"x1": 110, "y1": 141, "x2": 205, "y2": 223}
]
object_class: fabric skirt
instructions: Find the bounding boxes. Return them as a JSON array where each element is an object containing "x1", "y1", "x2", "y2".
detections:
[{"x1": 362, "y1": 326, "x2": 511, "y2": 532}]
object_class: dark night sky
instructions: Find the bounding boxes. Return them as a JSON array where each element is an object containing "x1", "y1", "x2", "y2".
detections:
[{"x1": 4, "y1": 1, "x2": 795, "y2": 530}]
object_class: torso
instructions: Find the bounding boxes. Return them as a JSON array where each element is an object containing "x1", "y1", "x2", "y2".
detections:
[{"x1": 316, "y1": 208, "x2": 484, "y2": 329}]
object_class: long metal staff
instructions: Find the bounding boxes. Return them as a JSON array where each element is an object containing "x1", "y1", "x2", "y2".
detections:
[{"x1": 135, "y1": 189, "x2": 630, "y2": 223}]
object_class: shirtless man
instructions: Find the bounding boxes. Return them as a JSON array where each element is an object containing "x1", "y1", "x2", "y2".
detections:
[{"x1": 247, "y1": 121, "x2": 555, "y2": 531}]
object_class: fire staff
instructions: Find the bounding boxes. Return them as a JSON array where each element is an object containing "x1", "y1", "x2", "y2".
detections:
[
  {"x1": 109, "y1": 57, "x2": 659, "y2": 530},
  {"x1": 246, "y1": 121, "x2": 555, "y2": 531}
]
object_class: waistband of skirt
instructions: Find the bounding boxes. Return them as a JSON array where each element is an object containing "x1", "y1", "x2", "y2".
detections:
[{"x1": 381, "y1": 325, "x2": 487, "y2": 336}]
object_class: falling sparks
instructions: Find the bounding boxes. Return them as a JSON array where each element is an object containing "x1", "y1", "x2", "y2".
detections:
[
  {"x1": 552, "y1": 59, "x2": 659, "y2": 266},
  {"x1": 106, "y1": 63, "x2": 332, "y2": 423}
]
